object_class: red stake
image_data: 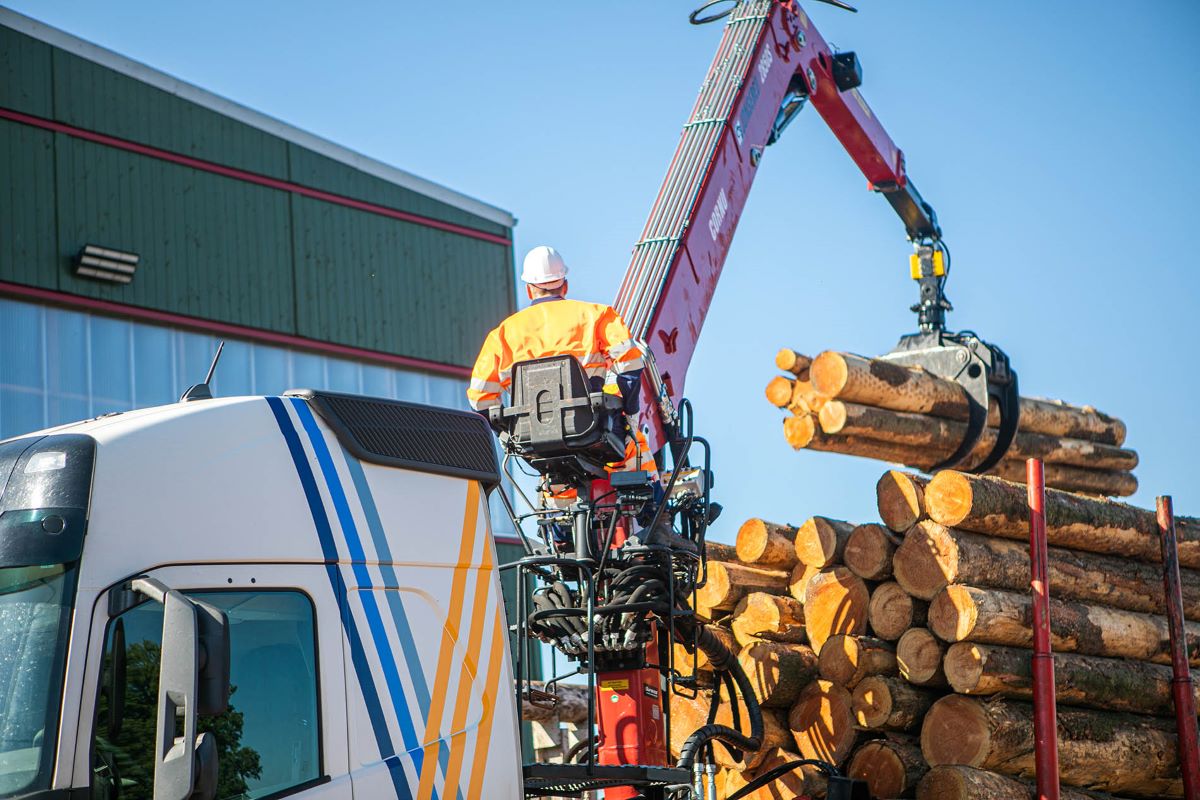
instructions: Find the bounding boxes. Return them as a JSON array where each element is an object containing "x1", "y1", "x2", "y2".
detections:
[
  {"x1": 1157, "y1": 496, "x2": 1200, "y2": 800},
  {"x1": 1027, "y1": 459, "x2": 1060, "y2": 800}
]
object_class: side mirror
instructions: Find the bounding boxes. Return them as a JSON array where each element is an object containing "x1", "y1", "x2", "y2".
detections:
[{"x1": 129, "y1": 577, "x2": 229, "y2": 800}]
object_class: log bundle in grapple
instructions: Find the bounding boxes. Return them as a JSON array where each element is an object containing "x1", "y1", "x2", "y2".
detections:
[{"x1": 668, "y1": 468, "x2": 1197, "y2": 798}]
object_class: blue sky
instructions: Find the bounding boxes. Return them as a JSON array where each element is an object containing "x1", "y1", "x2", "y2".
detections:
[{"x1": 11, "y1": 0, "x2": 1199, "y2": 537}]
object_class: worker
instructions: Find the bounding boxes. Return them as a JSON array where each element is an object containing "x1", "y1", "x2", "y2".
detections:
[{"x1": 467, "y1": 245, "x2": 655, "y2": 480}]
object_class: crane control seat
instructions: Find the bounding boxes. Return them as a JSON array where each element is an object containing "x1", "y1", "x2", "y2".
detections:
[{"x1": 487, "y1": 355, "x2": 626, "y2": 488}]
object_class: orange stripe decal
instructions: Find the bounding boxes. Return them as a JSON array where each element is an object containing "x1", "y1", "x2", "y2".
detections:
[{"x1": 466, "y1": 607, "x2": 508, "y2": 800}]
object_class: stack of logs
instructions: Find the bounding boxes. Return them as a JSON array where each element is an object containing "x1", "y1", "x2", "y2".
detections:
[
  {"x1": 669, "y1": 469, "x2": 1199, "y2": 798},
  {"x1": 767, "y1": 349, "x2": 1139, "y2": 497}
]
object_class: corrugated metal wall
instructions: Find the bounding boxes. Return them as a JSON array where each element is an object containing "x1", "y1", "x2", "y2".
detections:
[{"x1": 0, "y1": 25, "x2": 515, "y2": 368}]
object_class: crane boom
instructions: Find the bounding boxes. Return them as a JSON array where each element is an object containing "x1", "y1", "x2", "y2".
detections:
[{"x1": 616, "y1": 1, "x2": 942, "y2": 452}]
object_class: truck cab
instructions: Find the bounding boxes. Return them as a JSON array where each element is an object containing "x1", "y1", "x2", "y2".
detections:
[{"x1": 0, "y1": 390, "x2": 523, "y2": 800}]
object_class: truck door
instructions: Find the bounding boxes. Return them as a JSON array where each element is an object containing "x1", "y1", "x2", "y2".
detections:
[{"x1": 74, "y1": 563, "x2": 352, "y2": 800}]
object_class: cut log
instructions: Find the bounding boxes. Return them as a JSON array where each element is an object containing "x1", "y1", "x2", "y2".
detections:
[
  {"x1": 876, "y1": 470, "x2": 929, "y2": 533},
  {"x1": 722, "y1": 767, "x2": 751, "y2": 799},
  {"x1": 775, "y1": 348, "x2": 813, "y2": 377},
  {"x1": 789, "y1": 679, "x2": 858, "y2": 766},
  {"x1": 925, "y1": 471, "x2": 1199, "y2": 567},
  {"x1": 851, "y1": 675, "x2": 934, "y2": 731},
  {"x1": 919, "y1": 695, "x2": 1184, "y2": 797},
  {"x1": 695, "y1": 562, "x2": 790, "y2": 616},
  {"x1": 737, "y1": 640, "x2": 819, "y2": 709},
  {"x1": 754, "y1": 748, "x2": 829, "y2": 800},
  {"x1": 817, "y1": 634, "x2": 897, "y2": 689},
  {"x1": 792, "y1": 378, "x2": 827, "y2": 414},
  {"x1": 782, "y1": 414, "x2": 817, "y2": 449},
  {"x1": 672, "y1": 625, "x2": 735, "y2": 677},
  {"x1": 895, "y1": 628, "x2": 946, "y2": 687},
  {"x1": 732, "y1": 592, "x2": 807, "y2": 648},
  {"x1": 788, "y1": 562, "x2": 820, "y2": 604},
  {"x1": 737, "y1": 518, "x2": 801, "y2": 569},
  {"x1": 944, "y1": 642, "x2": 1200, "y2": 717},
  {"x1": 802, "y1": 567, "x2": 870, "y2": 653},
  {"x1": 847, "y1": 736, "x2": 928, "y2": 800},
  {"x1": 868, "y1": 581, "x2": 928, "y2": 641},
  {"x1": 991, "y1": 459, "x2": 1138, "y2": 498},
  {"x1": 917, "y1": 765, "x2": 1120, "y2": 800},
  {"x1": 704, "y1": 541, "x2": 739, "y2": 563},
  {"x1": 668, "y1": 692, "x2": 788, "y2": 772},
  {"x1": 1003, "y1": 396, "x2": 1127, "y2": 446},
  {"x1": 843, "y1": 523, "x2": 899, "y2": 581},
  {"x1": 765, "y1": 376, "x2": 796, "y2": 408},
  {"x1": 520, "y1": 681, "x2": 589, "y2": 723},
  {"x1": 928, "y1": 584, "x2": 1200, "y2": 666},
  {"x1": 893, "y1": 520, "x2": 1200, "y2": 618},
  {"x1": 810, "y1": 351, "x2": 968, "y2": 418},
  {"x1": 794, "y1": 516, "x2": 856, "y2": 568},
  {"x1": 803, "y1": 427, "x2": 941, "y2": 471}
]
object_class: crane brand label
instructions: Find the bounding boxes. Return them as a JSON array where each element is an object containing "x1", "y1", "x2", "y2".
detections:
[{"x1": 708, "y1": 188, "x2": 729, "y2": 241}]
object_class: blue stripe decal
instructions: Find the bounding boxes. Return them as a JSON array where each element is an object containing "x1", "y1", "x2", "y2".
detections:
[
  {"x1": 265, "y1": 397, "x2": 412, "y2": 799},
  {"x1": 342, "y1": 449, "x2": 464, "y2": 797},
  {"x1": 289, "y1": 398, "x2": 438, "y2": 793}
]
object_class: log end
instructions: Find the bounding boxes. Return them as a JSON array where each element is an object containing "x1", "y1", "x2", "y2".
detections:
[
  {"x1": 919, "y1": 694, "x2": 990, "y2": 767},
  {"x1": 942, "y1": 642, "x2": 987, "y2": 695},
  {"x1": 924, "y1": 471, "x2": 975, "y2": 527},
  {"x1": 850, "y1": 675, "x2": 894, "y2": 728},
  {"x1": 810, "y1": 350, "x2": 849, "y2": 397},
  {"x1": 804, "y1": 566, "x2": 869, "y2": 653},
  {"x1": 927, "y1": 585, "x2": 978, "y2": 643},
  {"x1": 876, "y1": 470, "x2": 927, "y2": 533},
  {"x1": 783, "y1": 414, "x2": 817, "y2": 449},
  {"x1": 817, "y1": 634, "x2": 861, "y2": 686},
  {"x1": 789, "y1": 679, "x2": 857, "y2": 766},
  {"x1": 818, "y1": 400, "x2": 848, "y2": 434},
  {"x1": 765, "y1": 376, "x2": 795, "y2": 408},
  {"x1": 896, "y1": 627, "x2": 945, "y2": 686},
  {"x1": 844, "y1": 522, "x2": 896, "y2": 581},
  {"x1": 735, "y1": 518, "x2": 768, "y2": 563},
  {"x1": 892, "y1": 520, "x2": 956, "y2": 602},
  {"x1": 867, "y1": 581, "x2": 917, "y2": 641},
  {"x1": 775, "y1": 348, "x2": 812, "y2": 377},
  {"x1": 847, "y1": 741, "x2": 910, "y2": 800}
]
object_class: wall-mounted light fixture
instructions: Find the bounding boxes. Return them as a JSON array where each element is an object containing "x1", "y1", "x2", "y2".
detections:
[{"x1": 75, "y1": 245, "x2": 139, "y2": 284}]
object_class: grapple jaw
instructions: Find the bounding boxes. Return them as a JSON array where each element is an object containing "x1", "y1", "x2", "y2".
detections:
[{"x1": 880, "y1": 329, "x2": 1020, "y2": 473}]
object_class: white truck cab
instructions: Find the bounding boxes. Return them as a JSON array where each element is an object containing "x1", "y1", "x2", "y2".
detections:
[{"x1": 0, "y1": 390, "x2": 523, "y2": 800}]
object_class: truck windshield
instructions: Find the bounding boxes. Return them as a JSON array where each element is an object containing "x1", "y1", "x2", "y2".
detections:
[{"x1": 0, "y1": 563, "x2": 76, "y2": 798}]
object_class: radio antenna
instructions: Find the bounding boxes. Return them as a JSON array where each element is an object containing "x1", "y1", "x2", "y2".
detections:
[{"x1": 180, "y1": 341, "x2": 225, "y2": 402}]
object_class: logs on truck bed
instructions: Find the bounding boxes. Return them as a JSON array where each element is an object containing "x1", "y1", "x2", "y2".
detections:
[
  {"x1": 793, "y1": 516, "x2": 856, "y2": 568},
  {"x1": 731, "y1": 591, "x2": 807, "y2": 647},
  {"x1": 928, "y1": 584, "x2": 1200, "y2": 666},
  {"x1": 925, "y1": 471, "x2": 1200, "y2": 567},
  {"x1": 848, "y1": 736, "x2": 928, "y2": 800},
  {"x1": 737, "y1": 518, "x2": 801, "y2": 569},
  {"x1": 789, "y1": 679, "x2": 858, "y2": 766},
  {"x1": 817, "y1": 634, "x2": 896, "y2": 689},
  {"x1": 694, "y1": 561, "x2": 789, "y2": 617},
  {"x1": 895, "y1": 627, "x2": 947, "y2": 687},
  {"x1": 920, "y1": 695, "x2": 1185, "y2": 797},
  {"x1": 668, "y1": 693, "x2": 789, "y2": 771},
  {"x1": 944, "y1": 642, "x2": 1200, "y2": 717},
  {"x1": 918, "y1": 765, "x2": 1121, "y2": 800},
  {"x1": 802, "y1": 566, "x2": 870, "y2": 652},
  {"x1": 672, "y1": 624, "x2": 735, "y2": 681},
  {"x1": 851, "y1": 674, "x2": 935, "y2": 731},
  {"x1": 868, "y1": 581, "x2": 928, "y2": 641},
  {"x1": 894, "y1": 519, "x2": 1200, "y2": 618},
  {"x1": 876, "y1": 470, "x2": 929, "y2": 532},
  {"x1": 990, "y1": 459, "x2": 1138, "y2": 498},
  {"x1": 737, "y1": 640, "x2": 819, "y2": 709}
]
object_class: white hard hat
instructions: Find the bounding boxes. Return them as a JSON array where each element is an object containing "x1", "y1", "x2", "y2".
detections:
[{"x1": 521, "y1": 245, "x2": 569, "y2": 286}]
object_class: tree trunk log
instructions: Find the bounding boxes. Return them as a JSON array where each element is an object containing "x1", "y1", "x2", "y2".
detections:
[
  {"x1": 669, "y1": 692, "x2": 788, "y2": 772},
  {"x1": 737, "y1": 640, "x2": 820, "y2": 709},
  {"x1": 737, "y1": 518, "x2": 801, "y2": 569},
  {"x1": 926, "y1": 471, "x2": 1199, "y2": 566},
  {"x1": 877, "y1": 470, "x2": 929, "y2": 533},
  {"x1": 695, "y1": 561, "x2": 790, "y2": 616},
  {"x1": 792, "y1": 378, "x2": 827, "y2": 414},
  {"x1": 944, "y1": 642, "x2": 1200, "y2": 717},
  {"x1": 789, "y1": 679, "x2": 858, "y2": 767},
  {"x1": 918, "y1": 765, "x2": 1121, "y2": 800},
  {"x1": 705, "y1": 541, "x2": 739, "y2": 563},
  {"x1": 928, "y1": 584, "x2": 1200, "y2": 666},
  {"x1": 868, "y1": 581, "x2": 928, "y2": 641},
  {"x1": 851, "y1": 675, "x2": 935, "y2": 731},
  {"x1": 673, "y1": 624, "x2": 735, "y2": 677},
  {"x1": 817, "y1": 634, "x2": 897, "y2": 689},
  {"x1": 803, "y1": 566, "x2": 870, "y2": 653},
  {"x1": 810, "y1": 351, "x2": 969, "y2": 418},
  {"x1": 520, "y1": 681, "x2": 590, "y2": 723},
  {"x1": 896, "y1": 628, "x2": 947, "y2": 687},
  {"x1": 732, "y1": 592, "x2": 807, "y2": 648},
  {"x1": 765, "y1": 376, "x2": 796, "y2": 408},
  {"x1": 990, "y1": 459, "x2": 1138, "y2": 498},
  {"x1": 848, "y1": 736, "x2": 928, "y2": 799},
  {"x1": 789, "y1": 562, "x2": 820, "y2": 604},
  {"x1": 844, "y1": 523, "x2": 899, "y2": 581},
  {"x1": 802, "y1": 427, "x2": 941, "y2": 470},
  {"x1": 794, "y1": 516, "x2": 857, "y2": 568},
  {"x1": 919, "y1": 695, "x2": 1185, "y2": 797},
  {"x1": 775, "y1": 348, "x2": 813, "y2": 377},
  {"x1": 894, "y1": 520, "x2": 1200, "y2": 618},
  {"x1": 755, "y1": 747, "x2": 830, "y2": 799},
  {"x1": 783, "y1": 414, "x2": 818, "y2": 449},
  {"x1": 1002, "y1": 396, "x2": 1127, "y2": 446}
]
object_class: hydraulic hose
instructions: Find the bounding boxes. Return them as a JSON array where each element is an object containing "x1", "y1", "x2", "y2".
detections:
[{"x1": 674, "y1": 620, "x2": 763, "y2": 769}]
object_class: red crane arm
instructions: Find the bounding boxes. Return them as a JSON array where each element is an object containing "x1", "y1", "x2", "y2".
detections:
[{"x1": 615, "y1": 1, "x2": 940, "y2": 452}]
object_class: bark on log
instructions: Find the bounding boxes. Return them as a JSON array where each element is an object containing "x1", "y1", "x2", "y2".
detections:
[
  {"x1": 893, "y1": 520, "x2": 1200, "y2": 618},
  {"x1": 802, "y1": 427, "x2": 941, "y2": 470},
  {"x1": 755, "y1": 747, "x2": 829, "y2": 799},
  {"x1": 917, "y1": 765, "x2": 1119, "y2": 800},
  {"x1": 1003, "y1": 396, "x2": 1127, "y2": 446},
  {"x1": 868, "y1": 581, "x2": 928, "y2": 641},
  {"x1": 876, "y1": 470, "x2": 929, "y2": 533},
  {"x1": 990, "y1": 459, "x2": 1138, "y2": 498},
  {"x1": 843, "y1": 523, "x2": 899, "y2": 581},
  {"x1": 848, "y1": 736, "x2": 928, "y2": 800},
  {"x1": 794, "y1": 516, "x2": 857, "y2": 568},
  {"x1": 783, "y1": 414, "x2": 818, "y2": 449},
  {"x1": 765, "y1": 376, "x2": 796, "y2": 408},
  {"x1": 775, "y1": 348, "x2": 813, "y2": 377},
  {"x1": 695, "y1": 561, "x2": 790, "y2": 616},
  {"x1": 928, "y1": 584, "x2": 1200, "y2": 666},
  {"x1": 926, "y1": 471, "x2": 1199, "y2": 566},
  {"x1": 732, "y1": 592, "x2": 807, "y2": 648},
  {"x1": 810, "y1": 351, "x2": 969, "y2": 418},
  {"x1": 737, "y1": 518, "x2": 801, "y2": 569},
  {"x1": 789, "y1": 562, "x2": 820, "y2": 604},
  {"x1": 803, "y1": 566, "x2": 870, "y2": 653},
  {"x1": 851, "y1": 675, "x2": 935, "y2": 731},
  {"x1": 919, "y1": 695, "x2": 1185, "y2": 797},
  {"x1": 520, "y1": 681, "x2": 590, "y2": 723},
  {"x1": 895, "y1": 627, "x2": 947, "y2": 687},
  {"x1": 944, "y1": 642, "x2": 1200, "y2": 717},
  {"x1": 789, "y1": 679, "x2": 858, "y2": 767},
  {"x1": 705, "y1": 541, "x2": 739, "y2": 563},
  {"x1": 817, "y1": 634, "x2": 897, "y2": 689},
  {"x1": 737, "y1": 640, "x2": 820, "y2": 709}
]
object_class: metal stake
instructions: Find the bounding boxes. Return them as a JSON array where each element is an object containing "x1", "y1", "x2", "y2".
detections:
[
  {"x1": 1157, "y1": 496, "x2": 1200, "y2": 800},
  {"x1": 1027, "y1": 459, "x2": 1060, "y2": 800}
]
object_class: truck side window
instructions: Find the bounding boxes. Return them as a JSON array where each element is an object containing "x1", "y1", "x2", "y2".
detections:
[{"x1": 92, "y1": 591, "x2": 320, "y2": 800}]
